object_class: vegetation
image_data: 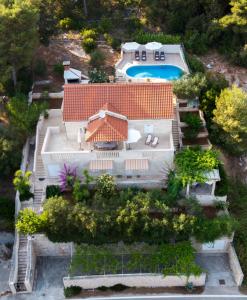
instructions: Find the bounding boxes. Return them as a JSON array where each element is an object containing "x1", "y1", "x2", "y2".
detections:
[
  {"x1": 174, "y1": 147, "x2": 220, "y2": 186},
  {"x1": 134, "y1": 32, "x2": 181, "y2": 44},
  {"x1": 229, "y1": 181, "x2": 247, "y2": 285},
  {"x1": 16, "y1": 170, "x2": 235, "y2": 244},
  {"x1": 89, "y1": 49, "x2": 106, "y2": 68},
  {"x1": 212, "y1": 85, "x2": 247, "y2": 155},
  {"x1": 183, "y1": 114, "x2": 202, "y2": 140},
  {"x1": 64, "y1": 286, "x2": 82, "y2": 298},
  {"x1": 70, "y1": 242, "x2": 202, "y2": 279},
  {"x1": 173, "y1": 74, "x2": 207, "y2": 99},
  {"x1": 0, "y1": 197, "x2": 15, "y2": 231},
  {"x1": 88, "y1": 69, "x2": 109, "y2": 83},
  {"x1": 81, "y1": 29, "x2": 98, "y2": 53},
  {"x1": 13, "y1": 170, "x2": 33, "y2": 201}
]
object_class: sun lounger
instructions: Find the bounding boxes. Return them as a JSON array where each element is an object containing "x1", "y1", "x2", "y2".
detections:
[
  {"x1": 142, "y1": 51, "x2": 147, "y2": 61},
  {"x1": 151, "y1": 136, "x2": 159, "y2": 147},
  {"x1": 145, "y1": 134, "x2": 153, "y2": 145},
  {"x1": 135, "y1": 51, "x2": 140, "y2": 61},
  {"x1": 154, "y1": 51, "x2": 160, "y2": 61},
  {"x1": 160, "y1": 51, "x2": 165, "y2": 61}
]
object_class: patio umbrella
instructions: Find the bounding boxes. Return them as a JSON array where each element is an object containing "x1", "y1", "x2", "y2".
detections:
[
  {"x1": 122, "y1": 42, "x2": 140, "y2": 52},
  {"x1": 127, "y1": 128, "x2": 142, "y2": 143},
  {"x1": 145, "y1": 42, "x2": 163, "y2": 51}
]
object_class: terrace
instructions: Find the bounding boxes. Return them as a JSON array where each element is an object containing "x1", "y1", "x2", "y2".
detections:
[{"x1": 116, "y1": 43, "x2": 189, "y2": 82}]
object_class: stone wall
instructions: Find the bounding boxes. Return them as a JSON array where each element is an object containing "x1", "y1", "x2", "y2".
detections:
[
  {"x1": 33, "y1": 234, "x2": 72, "y2": 257},
  {"x1": 228, "y1": 244, "x2": 244, "y2": 286},
  {"x1": 63, "y1": 273, "x2": 206, "y2": 289}
]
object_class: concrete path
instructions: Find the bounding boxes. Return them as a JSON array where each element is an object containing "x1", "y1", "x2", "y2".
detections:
[{"x1": 196, "y1": 253, "x2": 236, "y2": 287}]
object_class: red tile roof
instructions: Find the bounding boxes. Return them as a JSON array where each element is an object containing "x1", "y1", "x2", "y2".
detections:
[
  {"x1": 63, "y1": 83, "x2": 174, "y2": 121},
  {"x1": 85, "y1": 114, "x2": 128, "y2": 142}
]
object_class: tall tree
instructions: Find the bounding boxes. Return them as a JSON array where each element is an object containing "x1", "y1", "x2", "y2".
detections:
[
  {"x1": 213, "y1": 85, "x2": 247, "y2": 154},
  {"x1": 0, "y1": 0, "x2": 39, "y2": 86}
]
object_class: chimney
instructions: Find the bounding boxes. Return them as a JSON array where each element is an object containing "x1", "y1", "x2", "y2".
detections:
[{"x1": 63, "y1": 61, "x2": 70, "y2": 71}]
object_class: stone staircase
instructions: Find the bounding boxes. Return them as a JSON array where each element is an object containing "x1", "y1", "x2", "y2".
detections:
[
  {"x1": 35, "y1": 132, "x2": 46, "y2": 179},
  {"x1": 33, "y1": 187, "x2": 44, "y2": 212},
  {"x1": 172, "y1": 104, "x2": 180, "y2": 151},
  {"x1": 15, "y1": 235, "x2": 28, "y2": 292}
]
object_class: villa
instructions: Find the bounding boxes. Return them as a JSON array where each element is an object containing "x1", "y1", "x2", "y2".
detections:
[{"x1": 40, "y1": 82, "x2": 176, "y2": 186}]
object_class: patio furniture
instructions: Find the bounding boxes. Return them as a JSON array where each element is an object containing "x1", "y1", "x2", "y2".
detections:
[
  {"x1": 151, "y1": 136, "x2": 159, "y2": 147},
  {"x1": 141, "y1": 51, "x2": 147, "y2": 61},
  {"x1": 135, "y1": 51, "x2": 140, "y2": 61},
  {"x1": 145, "y1": 134, "x2": 153, "y2": 145},
  {"x1": 154, "y1": 51, "x2": 160, "y2": 61},
  {"x1": 160, "y1": 51, "x2": 165, "y2": 61}
]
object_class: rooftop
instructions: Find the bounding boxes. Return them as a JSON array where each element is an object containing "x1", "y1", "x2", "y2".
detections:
[{"x1": 63, "y1": 83, "x2": 174, "y2": 122}]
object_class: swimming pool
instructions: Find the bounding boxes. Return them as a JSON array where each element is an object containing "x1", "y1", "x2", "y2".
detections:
[{"x1": 126, "y1": 65, "x2": 183, "y2": 80}]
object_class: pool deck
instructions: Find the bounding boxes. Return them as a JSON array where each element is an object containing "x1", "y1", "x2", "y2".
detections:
[{"x1": 116, "y1": 51, "x2": 189, "y2": 82}]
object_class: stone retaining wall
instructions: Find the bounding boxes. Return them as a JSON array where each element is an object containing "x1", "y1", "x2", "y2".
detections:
[
  {"x1": 63, "y1": 273, "x2": 206, "y2": 289},
  {"x1": 228, "y1": 244, "x2": 244, "y2": 286}
]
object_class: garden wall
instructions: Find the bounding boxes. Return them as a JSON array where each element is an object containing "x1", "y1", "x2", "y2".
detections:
[
  {"x1": 32, "y1": 234, "x2": 72, "y2": 257},
  {"x1": 228, "y1": 244, "x2": 244, "y2": 286},
  {"x1": 63, "y1": 273, "x2": 206, "y2": 289}
]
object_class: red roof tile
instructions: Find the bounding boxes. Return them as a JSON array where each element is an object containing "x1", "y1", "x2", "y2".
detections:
[
  {"x1": 85, "y1": 114, "x2": 128, "y2": 142},
  {"x1": 63, "y1": 83, "x2": 174, "y2": 121}
]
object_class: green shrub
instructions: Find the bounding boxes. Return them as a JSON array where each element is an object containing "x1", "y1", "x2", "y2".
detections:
[
  {"x1": 0, "y1": 197, "x2": 14, "y2": 221},
  {"x1": 13, "y1": 170, "x2": 34, "y2": 201},
  {"x1": 110, "y1": 284, "x2": 129, "y2": 291},
  {"x1": 81, "y1": 28, "x2": 98, "y2": 40},
  {"x1": 64, "y1": 286, "x2": 82, "y2": 298},
  {"x1": 184, "y1": 30, "x2": 208, "y2": 55},
  {"x1": 215, "y1": 164, "x2": 228, "y2": 197},
  {"x1": 89, "y1": 68, "x2": 109, "y2": 83},
  {"x1": 104, "y1": 33, "x2": 121, "y2": 50},
  {"x1": 53, "y1": 63, "x2": 64, "y2": 77},
  {"x1": 58, "y1": 18, "x2": 74, "y2": 30},
  {"x1": 82, "y1": 37, "x2": 97, "y2": 54},
  {"x1": 33, "y1": 59, "x2": 47, "y2": 77},
  {"x1": 134, "y1": 31, "x2": 181, "y2": 44},
  {"x1": 97, "y1": 285, "x2": 109, "y2": 291},
  {"x1": 98, "y1": 17, "x2": 113, "y2": 33},
  {"x1": 185, "y1": 54, "x2": 205, "y2": 74},
  {"x1": 46, "y1": 185, "x2": 61, "y2": 198},
  {"x1": 183, "y1": 114, "x2": 202, "y2": 139},
  {"x1": 89, "y1": 49, "x2": 105, "y2": 68},
  {"x1": 173, "y1": 73, "x2": 207, "y2": 99}
]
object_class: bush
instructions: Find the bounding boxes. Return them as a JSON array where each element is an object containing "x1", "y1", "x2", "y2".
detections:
[
  {"x1": 13, "y1": 170, "x2": 34, "y2": 201},
  {"x1": 81, "y1": 28, "x2": 98, "y2": 40},
  {"x1": 46, "y1": 185, "x2": 61, "y2": 198},
  {"x1": 104, "y1": 33, "x2": 121, "y2": 50},
  {"x1": 215, "y1": 164, "x2": 228, "y2": 197},
  {"x1": 89, "y1": 49, "x2": 105, "y2": 68},
  {"x1": 53, "y1": 63, "x2": 64, "y2": 77},
  {"x1": 82, "y1": 37, "x2": 97, "y2": 54},
  {"x1": 58, "y1": 18, "x2": 74, "y2": 30},
  {"x1": 173, "y1": 73, "x2": 207, "y2": 99},
  {"x1": 110, "y1": 284, "x2": 129, "y2": 292},
  {"x1": 89, "y1": 68, "x2": 109, "y2": 83},
  {"x1": 98, "y1": 17, "x2": 113, "y2": 33},
  {"x1": 64, "y1": 286, "x2": 82, "y2": 298},
  {"x1": 185, "y1": 54, "x2": 205, "y2": 74},
  {"x1": 184, "y1": 30, "x2": 208, "y2": 55},
  {"x1": 134, "y1": 31, "x2": 181, "y2": 44},
  {"x1": 183, "y1": 114, "x2": 202, "y2": 139},
  {"x1": 0, "y1": 197, "x2": 14, "y2": 221},
  {"x1": 97, "y1": 285, "x2": 109, "y2": 291},
  {"x1": 33, "y1": 59, "x2": 47, "y2": 77}
]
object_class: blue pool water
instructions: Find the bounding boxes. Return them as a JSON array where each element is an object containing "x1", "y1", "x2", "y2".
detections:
[{"x1": 126, "y1": 65, "x2": 183, "y2": 80}]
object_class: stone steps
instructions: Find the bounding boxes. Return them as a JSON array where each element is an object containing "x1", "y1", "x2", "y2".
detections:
[{"x1": 16, "y1": 235, "x2": 28, "y2": 292}]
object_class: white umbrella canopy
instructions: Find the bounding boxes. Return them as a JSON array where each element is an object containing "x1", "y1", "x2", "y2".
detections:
[
  {"x1": 145, "y1": 42, "x2": 163, "y2": 51},
  {"x1": 122, "y1": 42, "x2": 140, "y2": 52},
  {"x1": 127, "y1": 128, "x2": 142, "y2": 143}
]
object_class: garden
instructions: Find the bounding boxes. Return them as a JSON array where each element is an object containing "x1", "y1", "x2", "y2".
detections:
[{"x1": 15, "y1": 148, "x2": 236, "y2": 246}]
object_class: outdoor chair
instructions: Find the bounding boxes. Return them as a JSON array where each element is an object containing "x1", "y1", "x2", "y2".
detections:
[
  {"x1": 151, "y1": 136, "x2": 159, "y2": 147},
  {"x1": 160, "y1": 51, "x2": 165, "y2": 61},
  {"x1": 154, "y1": 51, "x2": 160, "y2": 61},
  {"x1": 145, "y1": 134, "x2": 153, "y2": 145},
  {"x1": 135, "y1": 51, "x2": 140, "y2": 61},
  {"x1": 141, "y1": 51, "x2": 147, "y2": 61}
]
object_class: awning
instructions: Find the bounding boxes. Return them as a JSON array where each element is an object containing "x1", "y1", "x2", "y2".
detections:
[
  {"x1": 125, "y1": 159, "x2": 149, "y2": 170},
  {"x1": 89, "y1": 160, "x2": 113, "y2": 170},
  {"x1": 122, "y1": 42, "x2": 140, "y2": 52}
]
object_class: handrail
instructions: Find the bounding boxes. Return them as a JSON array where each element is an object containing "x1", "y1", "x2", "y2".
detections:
[
  {"x1": 33, "y1": 117, "x2": 44, "y2": 175},
  {"x1": 8, "y1": 229, "x2": 20, "y2": 294}
]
